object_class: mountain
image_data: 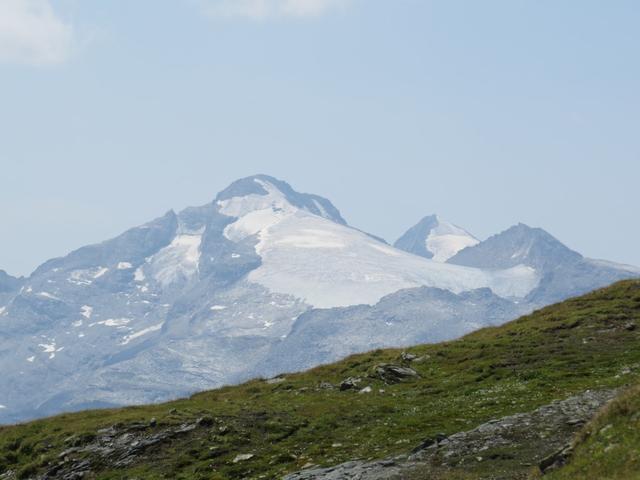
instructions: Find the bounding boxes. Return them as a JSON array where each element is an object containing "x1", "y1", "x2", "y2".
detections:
[
  {"x1": 0, "y1": 175, "x2": 638, "y2": 424},
  {"x1": 447, "y1": 223, "x2": 640, "y2": 304},
  {"x1": 1, "y1": 280, "x2": 638, "y2": 480},
  {"x1": 393, "y1": 214, "x2": 479, "y2": 262},
  {"x1": 0, "y1": 270, "x2": 22, "y2": 292}
]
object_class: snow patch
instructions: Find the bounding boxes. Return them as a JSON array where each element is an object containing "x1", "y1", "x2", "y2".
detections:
[
  {"x1": 80, "y1": 305, "x2": 93, "y2": 319},
  {"x1": 38, "y1": 341, "x2": 62, "y2": 359},
  {"x1": 425, "y1": 219, "x2": 479, "y2": 262},
  {"x1": 312, "y1": 199, "x2": 330, "y2": 218},
  {"x1": 93, "y1": 267, "x2": 109, "y2": 279},
  {"x1": 134, "y1": 267, "x2": 146, "y2": 282},
  {"x1": 147, "y1": 234, "x2": 202, "y2": 286},
  {"x1": 96, "y1": 318, "x2": 131, "y2": 327},
  {"x1": 219, "y1": 179, "x2": 298, "y2": 248},
  {"x1": 117, "y1": 262, "x2": 133, "y2": 270},
  {"x1": 210, "y1": 305, "x2": 227, "y2": 311},
  {"x1": 26, "y1": 356, "x2": 35, "y2": 363},
  {"x1": 68, "y1": 270, "x2": 93, "y2": 286},
  {"x1": 121, "y1": 323, "x2": 164, "y2": 345},
  {"x1": 38, "y1": 292, "x2": 60, "y2": 300},
  {"x1": 38, "y1": 343, "x2": 56, "y2": 353}
]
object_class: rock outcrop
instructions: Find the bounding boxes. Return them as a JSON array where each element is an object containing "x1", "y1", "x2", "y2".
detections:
[{"x1": 284, "y1": 389, "x2": 618, "y2": 480}]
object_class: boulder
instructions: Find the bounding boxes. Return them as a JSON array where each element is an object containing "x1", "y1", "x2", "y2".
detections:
[
  {"x1": 339, "y1": 377, "x2": 362, "y2": 391},
  {"x1": 372, "y1": 364, "x2": 419, "y2": 383}
]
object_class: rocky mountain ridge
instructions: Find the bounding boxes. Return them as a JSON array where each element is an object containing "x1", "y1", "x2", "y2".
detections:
[{"x1": 0, "y1": 175, "x2": 638, "y2": 423}]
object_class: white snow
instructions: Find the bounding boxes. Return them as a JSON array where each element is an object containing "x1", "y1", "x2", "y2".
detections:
[
  {"x1": 217, "y1": 179, "x2": 539, "y2": 309},
  {"x1": 425, "y1": 218, "x2": 480, "y2": 262},
  {"x1": 97, "y1": 318, "x2": 131, "y2": 327},
  {"x1": 271, "y1": 229, "x2": 346, "y2": 249},
  {"x1": 147, "y1": 234, "x2": 202, "y2": 286},
  {"x1": 210, "y1": 305, "x2": 227, "y2": 311},
  {"x1": 0, "y1": 405, "x2": 6, "y2": 409},
  {"x1": 68, "y1": 270, "x2": 93, "y2": 286},
  {"x1": 121, "y1": 322, "x2": 164, "y2": 345},
  {"x1": 38, "y1": 343, "x2": 56, "y2": 353},
  {"x1": 93, "y1": 267, "x2": 109, "y2": 279},
  {"x1": 72, "y1": 320, "x2": 83, "y2": 327},
  {"x1": 369, "y1": 243, "x2": 402, "y2": 257},
  {"x1": 134, "y1": 267, "x2": 146, "y2": 282},
  {"x1": 80, "y1": 305, "x2": 93, "y2": 319},
  {"x1": 312, "y1": 199, "x2": 330, "y2": 219},
  {"x1": 246, "y1": 212, "x2": 539, "y2": 308},
  {"x1": 117, "y1": 262, "x2": 133, "y2": 270},
  {"x1": 26, "y1": 356, "x2": 35, "y2": 363},
  {"x1": 219, "y1": 179, "x2": 298, "y2": 246},
  {"x1": 38, "y1": 342, "x2": 60, "y2": 359},
  {"x1": 38, "y1": 292, "x2": 60, "y2": 300},
  {"x1": 586, "y1": 258, "x2": 640, "y2": 274},
  {"x1": 0, "y1": 307, "x2": 5, "y2": 315}
]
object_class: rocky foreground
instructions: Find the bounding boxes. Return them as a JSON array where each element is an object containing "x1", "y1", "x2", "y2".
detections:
[
  {"x1": 284, "y1": 389, "x2": 618, "y2": 480},
  {"x1": 1, "y1": 281, "x2": 639, "y2": 479}
]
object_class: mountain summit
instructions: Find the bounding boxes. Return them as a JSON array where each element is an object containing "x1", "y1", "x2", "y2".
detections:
[
  {"x1": 394, "y1": 215, "x2": 479, "y2": 262},
  {"x1": 447, "y1": 223, "x2": 582, "y2": 270},
  {"x1": 0, "y1": 175, "x2": 637, "y2": 424}
]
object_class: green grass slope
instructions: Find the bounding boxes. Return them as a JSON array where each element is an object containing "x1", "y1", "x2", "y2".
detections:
[
  {"x1": 547, "y1": 383, "x2": 640, "y2": 480},
  {"x1": 1, "y1": 280, "x2": 640, "y2": 479}
]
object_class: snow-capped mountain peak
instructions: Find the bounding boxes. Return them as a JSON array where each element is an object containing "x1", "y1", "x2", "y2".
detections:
[
  {"x1": 394, "y1": 214, "x2": 479, "y2": 262},
  {"x1": 218, "y1": 178, "x2": 300, "y2": 245},
  {"x1": 216, "y1": 175, "x2": 346, "y2": 225},
  {"x1": 1, "y1": 175, "x2": 638, "y2": 425}
]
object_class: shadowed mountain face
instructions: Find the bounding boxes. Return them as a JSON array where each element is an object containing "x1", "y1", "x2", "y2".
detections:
[
  {"x1": 0, "y1": 175, "x2": 638, "y2": 424},
  {"x1": 0, "y1": 270, "x2": 22, "y2": 294}
]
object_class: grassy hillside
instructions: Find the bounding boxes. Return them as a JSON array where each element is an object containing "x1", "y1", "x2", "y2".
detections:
[
  {"x1": 547, "y1": 383, "x2": 640, "y2": 480},
  {"x1": 1, "y1": 280, "x2": 640, "y2": 479}
]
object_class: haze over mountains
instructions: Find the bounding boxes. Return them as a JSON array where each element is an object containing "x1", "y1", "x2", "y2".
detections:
[{"x1": 0, "y1": 175, "x2": 638, "y2": 424}]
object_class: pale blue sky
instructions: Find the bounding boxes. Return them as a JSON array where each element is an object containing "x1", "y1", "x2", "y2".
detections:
[{"x1": 1, "y1": 0, "x2": 639, "y2": 276}]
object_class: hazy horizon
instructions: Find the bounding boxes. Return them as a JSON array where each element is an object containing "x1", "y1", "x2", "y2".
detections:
[{"x1": 1, "y1": 1, "x2": 639, "y2": 275}]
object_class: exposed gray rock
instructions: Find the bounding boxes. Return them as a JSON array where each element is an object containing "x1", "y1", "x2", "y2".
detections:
[
  {"x1": 233, "y1": 453, "x2": 255, "y2": 463},
  {"x1": 399, "y1": 352, "x2": 417, "y2": 363},
  {"x1": 38, "y1": 418, "x2": 216, "y2": 479},
  {"x1": 283, "y1": 389, "x2": 618, "y2": 480},
  {"x1": 339, "y1": 377, "x2": 362, "y2": 391},
  {"x1": 372, "y1": 364, "x2": 419, "y2": 383}
]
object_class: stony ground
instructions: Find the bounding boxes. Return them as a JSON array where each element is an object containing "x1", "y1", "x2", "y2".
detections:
[{"x1": 284, "y1": 389, "x2": 618, "y2": 480}]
